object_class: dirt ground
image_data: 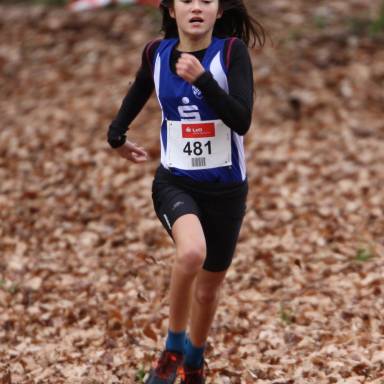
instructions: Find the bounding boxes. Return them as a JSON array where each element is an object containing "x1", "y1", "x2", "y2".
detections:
[{"x1": 1, "y1": 1, "x2": 384, "y2": 383}]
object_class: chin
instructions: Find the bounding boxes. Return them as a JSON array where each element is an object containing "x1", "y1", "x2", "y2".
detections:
[{"x1": 185, "y1": 29, "x2": 210, "y2": 39}]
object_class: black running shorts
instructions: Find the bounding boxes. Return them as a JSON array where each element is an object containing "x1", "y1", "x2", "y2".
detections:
[{"x1": 151, "y1": 165, "x2": 248, "y2": 272}]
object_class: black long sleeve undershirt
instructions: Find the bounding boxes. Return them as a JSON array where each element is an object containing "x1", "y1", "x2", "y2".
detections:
[{"x1": 108, "y1": 38, "x2": 253, "y2": 148}]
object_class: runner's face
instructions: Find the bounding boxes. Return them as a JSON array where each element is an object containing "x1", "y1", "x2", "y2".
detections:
[{"x1": 170, "y1": 0, "x2": 222, "y2": 42}]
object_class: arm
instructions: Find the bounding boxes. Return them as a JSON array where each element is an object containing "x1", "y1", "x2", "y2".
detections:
[
  {"x1": 107, "y1": 40, "x2": 159, "y2": 148},
  {"x1": 176, "y1": 39, "x2": 254, "y2": 136},
  {"x1": 194, "y1": 39, "x2": 253, "y2": 135}
]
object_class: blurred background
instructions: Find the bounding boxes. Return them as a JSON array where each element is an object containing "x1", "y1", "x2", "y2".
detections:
[{"x1": 1, "y1": 0, "x2": 384, "y2": 383}]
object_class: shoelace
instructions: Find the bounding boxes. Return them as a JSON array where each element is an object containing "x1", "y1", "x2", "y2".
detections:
[{"x1": 155, "y1": 351, "x2": 181, "y2": 378}]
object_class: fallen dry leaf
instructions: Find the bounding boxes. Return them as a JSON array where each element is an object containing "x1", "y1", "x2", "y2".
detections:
[{"x1": 1, "y1": 1, "x2": 384, "y2": 383}]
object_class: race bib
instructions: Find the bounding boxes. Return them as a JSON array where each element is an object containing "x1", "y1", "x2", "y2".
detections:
[{"x1": 166, "y1": 120, "x2": 232, "y2": 170}]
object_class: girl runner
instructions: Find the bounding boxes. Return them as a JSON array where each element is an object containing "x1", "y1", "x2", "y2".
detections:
[{"x1": 107, "y1": 0, "x2": 265, "y2": 382}]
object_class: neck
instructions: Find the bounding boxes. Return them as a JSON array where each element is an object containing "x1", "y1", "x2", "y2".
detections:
[{"x1": 177, "y1": 33, "x2": 213, "y2": 52}]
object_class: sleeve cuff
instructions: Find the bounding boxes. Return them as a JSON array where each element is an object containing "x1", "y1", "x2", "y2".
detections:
[
  {"x1": 193, "y1": 71, "x2": 214, "y2": 89},
  {"x1": 107, "y1": 125, "x2": 127, "y2": 148}
]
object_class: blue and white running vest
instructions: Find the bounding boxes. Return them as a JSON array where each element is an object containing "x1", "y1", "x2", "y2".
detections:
[{"x1": 152, "y1": 37, "x2": 246, "y2": 184}]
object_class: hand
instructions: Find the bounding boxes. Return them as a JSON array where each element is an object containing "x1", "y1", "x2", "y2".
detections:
[
  {"x1": 176, "y1": 53, "x2": 205, "y2": 84},
  {"x1": 115, "y1": 140, "x2": 149, "y2": 163}
]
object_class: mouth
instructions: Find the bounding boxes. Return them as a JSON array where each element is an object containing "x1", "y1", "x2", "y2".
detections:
[{"x1": 189, "y1": 17, "x2": 204, "y2": 24}]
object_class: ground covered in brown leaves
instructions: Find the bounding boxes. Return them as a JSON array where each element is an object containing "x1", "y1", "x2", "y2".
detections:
[{"x1": 1, "y1": 1, "x2": 384, "y2": 383}]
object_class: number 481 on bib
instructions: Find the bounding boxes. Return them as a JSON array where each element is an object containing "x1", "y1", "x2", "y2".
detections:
[{"x1": 166, "y1": 120, "x2": 232, "y2": 170}]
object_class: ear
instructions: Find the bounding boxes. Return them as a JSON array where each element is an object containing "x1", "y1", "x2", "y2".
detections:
[
  {"x1": 216, "y1": 8, "x2": 223, "y2": 19},
  {"x1": 169, "y1": 6, "x2": 176, "y2": 19}
]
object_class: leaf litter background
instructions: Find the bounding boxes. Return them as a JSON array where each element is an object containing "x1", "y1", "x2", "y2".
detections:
[{"x1": 1, "y1": 0, "x2": 384, "y2": 383}]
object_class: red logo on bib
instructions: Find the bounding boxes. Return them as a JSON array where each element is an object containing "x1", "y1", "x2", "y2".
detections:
[{"x1": 182, "y1": 123, "x2": 215, "y2": 138}]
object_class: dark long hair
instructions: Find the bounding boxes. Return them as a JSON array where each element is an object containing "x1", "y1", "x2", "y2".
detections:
[{"x1": 159, "y1": 0, "x2": 265, "y2": 48}]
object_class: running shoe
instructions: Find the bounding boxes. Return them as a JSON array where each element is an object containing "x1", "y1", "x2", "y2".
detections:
[
  {"x1": 177, "y1": 362, "x2": 205, "y2": 384},
  {"x1": 145, "y1": 350, "x2": 184, "y2": 384}
]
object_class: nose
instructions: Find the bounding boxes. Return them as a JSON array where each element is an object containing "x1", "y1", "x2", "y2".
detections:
[{"x1": 191, "y1": 0, "x2": 202, "y2": 12}]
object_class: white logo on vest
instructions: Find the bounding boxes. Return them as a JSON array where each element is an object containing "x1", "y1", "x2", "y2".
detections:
[
  {"x1": 192, "y1": 85, "x2": 203, "y2": 99},
  {"x1": 178, "y1": 97, "x2": 201, "y2": 120}
]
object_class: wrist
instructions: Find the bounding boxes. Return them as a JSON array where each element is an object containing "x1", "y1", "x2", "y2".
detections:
[
  {"x1": 193, "y1": 71, "x2": 211, "y2": 86},
  {"x1": 108, "y1": 134, "x2": 126, "y2": 149}
]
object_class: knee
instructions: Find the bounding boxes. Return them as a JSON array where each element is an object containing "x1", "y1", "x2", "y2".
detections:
[
  {"x1": 176, "y1": 244, "x2": 206, "y2": 274},
  {"x1": 195, "y1": 285, "x2": 220, "y2": 305}
]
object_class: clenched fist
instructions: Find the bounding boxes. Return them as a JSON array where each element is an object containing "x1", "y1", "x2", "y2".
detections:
[{"x1": 176, "y1": 53, "x2": 205, "y2": 84}]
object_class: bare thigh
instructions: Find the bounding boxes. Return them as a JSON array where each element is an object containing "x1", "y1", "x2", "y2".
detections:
[{"x1": 172, "y1": 214, "x2": 207, "y2": 269}]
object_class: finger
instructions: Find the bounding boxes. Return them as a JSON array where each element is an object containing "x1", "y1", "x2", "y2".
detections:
[
  {"x1": 138, "y1": 147, "x2": 149, "y2": 156},
  {"x1": 133, "y1": 147, "x2": 148, "y2": 159},
  {"x1": 125, "y1": 141, "x2": 147, "y2": 155},
  {"x1": 182, "y1": 54, "x2": 199, "y2": 68},
  {"x1": 177, "y1": 61, "x2": 201, "y2": 76},
  {"x1": 176, "y1": 61, "x2": 188, "y2": 71},
  {"x1": 133, "y1": 147, "x2": 148, "y2": 157},
  {"x1": 176, "y1": 63, "x2": 190, "y2": 74},
  {"x1": 132, "y1": 153, "x2": 148, "y2": 163},
  {"x1": 177, "y1": 57, "x2": 193, "y2": 68},
  {"x1": 181, "y1": 53, "x2": 195, "y2": 60},
  {"x1": 176, "y1": 67, "x2": 185, "y2": 77},
  {"x1": 118, "y1": 149, "x2": 141, "y2": 162}
]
